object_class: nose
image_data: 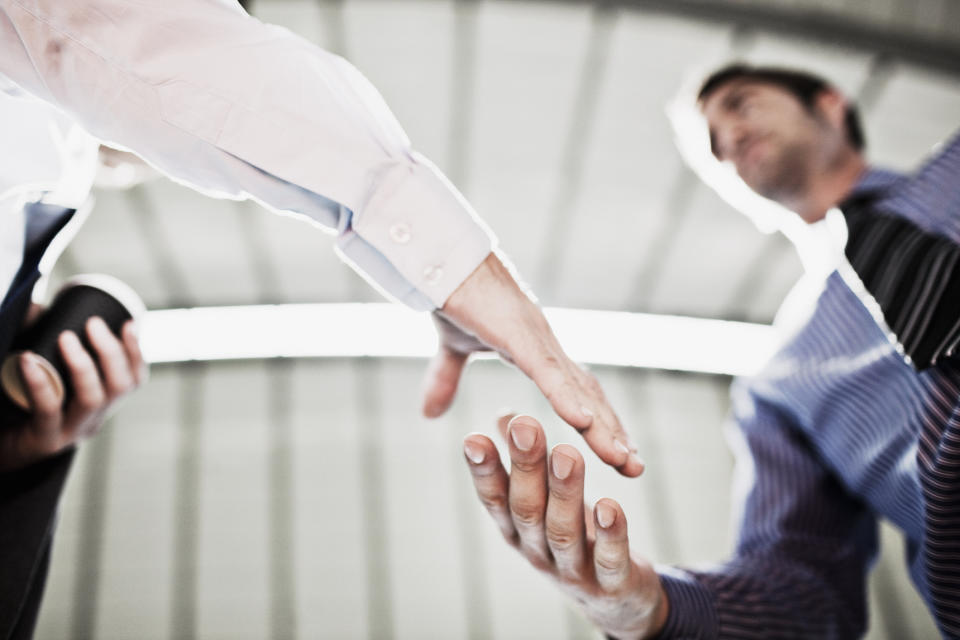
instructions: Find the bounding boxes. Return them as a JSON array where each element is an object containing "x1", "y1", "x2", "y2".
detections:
[{"x1": 718, "y1": 122, "x2": 751, "y2": 162}]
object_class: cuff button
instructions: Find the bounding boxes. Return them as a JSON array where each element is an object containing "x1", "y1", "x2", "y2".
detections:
[
  {"x1": 424, "y1": 264, "x2": 444, "y2": 284},
  {"x1": 389, "y1": 222, "x2": 412, "y2": 244}
]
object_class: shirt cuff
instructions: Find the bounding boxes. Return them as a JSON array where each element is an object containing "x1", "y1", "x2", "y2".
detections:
[
  {"x1": 351, "y1": 153, "x2": 494, "y2": 308},
  {"x1": 650, "y1": 566, "x2": 718, "y2": 640}
]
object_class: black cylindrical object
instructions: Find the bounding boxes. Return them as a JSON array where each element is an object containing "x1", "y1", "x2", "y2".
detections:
[{"x1": 0, "y1": 275, "x2": 145, "y2": 420}]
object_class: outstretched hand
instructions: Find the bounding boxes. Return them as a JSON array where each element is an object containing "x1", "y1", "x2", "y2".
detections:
[
  {"x1": 462, "y1": 414, "x2": 668, "y2": 639},
  {"x1": 421, "y1": 252, "x2": 644, "y2": 477}
]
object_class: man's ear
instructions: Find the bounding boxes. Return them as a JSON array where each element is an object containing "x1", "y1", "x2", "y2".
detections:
[{"x1": 815, "y1": 89, "x2": 848, "y2": 131}]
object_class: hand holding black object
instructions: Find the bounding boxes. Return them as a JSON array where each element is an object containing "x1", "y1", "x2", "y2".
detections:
[{"x1": 0, "y1": 316, "x2": 146, "y2": 472}]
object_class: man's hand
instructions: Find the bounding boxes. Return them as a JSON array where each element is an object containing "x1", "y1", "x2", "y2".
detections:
[
  {"x1": 0, "y1": 317, "x2": 146, "y2": 472},
  {"x1": 462, "y1": 415, "x2": 668, "y2": 639},
  {"x1": 422, "y1": 252, "x2": 644, "y2": 477}
]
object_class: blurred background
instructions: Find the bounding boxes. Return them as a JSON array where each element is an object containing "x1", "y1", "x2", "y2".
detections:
[{"x1": 32, "y1": 0, "x2": 960, "y2": 638}]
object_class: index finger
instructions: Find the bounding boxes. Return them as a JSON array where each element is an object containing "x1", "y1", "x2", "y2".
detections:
[{"x1": 463, "y1": 433, "x2": 517, "y2": 545}]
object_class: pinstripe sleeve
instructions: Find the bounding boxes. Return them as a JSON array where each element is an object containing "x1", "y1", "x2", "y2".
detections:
[
  {"x1": 652, "y1": 383, "x2": 879, "y2": 640},
  {"x1": 901, "y1": 130, "x2": 960, "y2": 243}
]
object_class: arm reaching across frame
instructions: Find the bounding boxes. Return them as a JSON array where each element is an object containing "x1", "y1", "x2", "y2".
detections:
[
  {"x1": 0, "y1": 0, "x2": 643, "y2": 476},
  {"x1": 463, "y1": 403, "x2": 878, "y2": 639}
]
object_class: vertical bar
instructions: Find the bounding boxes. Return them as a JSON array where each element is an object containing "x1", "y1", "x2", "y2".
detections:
[
  {"x1": 353, "y1": 358, "x2": 394, "y2": 639},
  {"x1": 447, "y1": 391, "x2": 494, "y2": 640},
  {"x1": 69, "y1": 419, "x2": 116, "y2": 640},
  {"x1": 535, "y1": 3, "x2": 618, "y2": 301},
  {"x1": 170, "y1": 362, "x2": 205, "y2": 640},
  {"x1": 268, "y1": 359, "x2": 297, "y2": 640}
]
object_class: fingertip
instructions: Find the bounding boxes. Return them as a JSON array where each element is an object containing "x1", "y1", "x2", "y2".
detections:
[
  {"x1": 59, "y1": 329, "x2": 79, "y2": 348},
  {"x1": 550, "y1": 444, "x2": 581, "y2": 480},
  {"x1": 464, "y1": 433, "x2": 502, "y2": 469},
  {"x1": 421, "y1": 350, "x2": 466, "y2": 419},
  {"x1": 18, "y1": 352, "x2": 43, "y2": 387},
  {"x1": 507, "y1": 415, "x2": 543, "y2": 453},
  {"x1": 86, "y1": 314, "x2": 107, "y2": 332},
  {"x1": 422, "y1": 398, "x2": 448, "y2": 419},
  {"x1": 463, "y1": 440, "x2": 486, "y2": 464},
  {"x1": 618, "y1": 454, "x2": 646, "y2": 478},
  {"x1": 594, "y1": 498, "x2": 622, "y2": 530},
  {"x1": 421, "y1": 384, "x2": 453, "y2": 419},
  {"x1": 123, "y1": 318, "x2": 140, "y2": 340},
  {"x1": 507, "y1": 414, "x2": 541, "y2": 430},
  {"x1": 18, "y1": 353, "x2": 63, "y2": 414}
]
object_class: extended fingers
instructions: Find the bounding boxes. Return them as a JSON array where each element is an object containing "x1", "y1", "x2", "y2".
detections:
[
  {"x1": 592, "y1": 498, "x2": 632, "y2": 593},
  {"x1": 506, "y1": 415, "x2": 551, "y2": 565},
  {"x1": 463, "y1": 433, "x2": 516, "y2": 544},
  {"x1": 546, "y1": 444, "x2": 587, "y2": 579},
  {"x1": 536, "y1": 362, "x2": 644, "y2": 478},
  {"x1": 580, "y1": 422, "x2": 645, "y2": 478}
]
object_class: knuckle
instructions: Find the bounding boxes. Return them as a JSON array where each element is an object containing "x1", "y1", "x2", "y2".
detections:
[
  {"x1": 480, "y1": 494, "x2": 508, "y2": 513},
  {"x1": 545, "y1": 525, "x2": 579, "y2": 552},
  {"x1": 510, "y1": 459, "x2": 543, "y2": 474},
  {"x1": 76, "y1": 390, "x2": 106, "y2": 411},
  {"x1": 594, "y1": 549, "x2": 626, "y2": 573},
  {"x1": 511, "y1": 500, "x2": 544, "y2": 526}
]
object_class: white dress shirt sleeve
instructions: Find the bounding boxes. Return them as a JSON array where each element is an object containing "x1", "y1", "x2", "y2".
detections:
[{"x1": 0, "y1": 0, "x2": 495, "y2": 310}]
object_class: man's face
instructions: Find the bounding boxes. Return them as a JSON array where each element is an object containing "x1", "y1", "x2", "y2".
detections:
[{"x1": 700, "y1": 80, "x2": 843, "y2": 218}]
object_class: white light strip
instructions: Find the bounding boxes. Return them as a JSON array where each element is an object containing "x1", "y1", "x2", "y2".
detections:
[{"x1": 139, "y1": 303, "x2": 778, "y2": 377}]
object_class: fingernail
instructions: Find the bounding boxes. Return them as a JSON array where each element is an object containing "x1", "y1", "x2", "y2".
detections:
[
  {"x1": 596, "y1": 502, "x2": 616, "y2": 529},
  {"x1": 463, "y1": 441, "x2": 485, "y2": 464},
  {"x1": 551, "y1": 451, "x2": 575, "y2": 480},
  {"x1": 510, "y1": 423, "x2": 536, "y2": 451},
  {"x1": 580, "y1": 405, "x2": 594, "y2": 418},
  {"x1": 614, "y1": 440, "x2": 630, "y2": 456},
  {"x1": 632, "y1": 454, "x2": 646, "y2": 469}
]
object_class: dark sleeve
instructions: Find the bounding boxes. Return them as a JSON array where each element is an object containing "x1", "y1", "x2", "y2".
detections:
[{"x1": 653, "y1": 383, "x2": 878, "y2": 639}]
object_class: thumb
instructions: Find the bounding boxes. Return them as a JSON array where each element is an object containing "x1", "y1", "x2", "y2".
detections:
[{"x1": 421, "y1": 347, "x2": 469, "y2": 418}]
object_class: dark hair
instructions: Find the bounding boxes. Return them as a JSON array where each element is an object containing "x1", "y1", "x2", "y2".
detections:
[{"x1": 697, "y1": 63, "x2": 865, "y2": 151}]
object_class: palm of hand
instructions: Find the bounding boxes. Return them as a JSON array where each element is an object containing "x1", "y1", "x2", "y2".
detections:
[{"x1": 462, "y1": 414, "x2": 668, "y2": 640}]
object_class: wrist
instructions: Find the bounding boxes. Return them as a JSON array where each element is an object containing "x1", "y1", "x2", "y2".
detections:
[
  {"x1": 647, "y1": 583, "x2": 670, "y2": 638},
  {"x1": 609, "y1": 580, "x2": 670, "y2": 640}
]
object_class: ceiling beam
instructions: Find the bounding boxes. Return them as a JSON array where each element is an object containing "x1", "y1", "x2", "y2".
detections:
[{"x1": 537, "y1": 0, "x2": 960, "y2": 76}]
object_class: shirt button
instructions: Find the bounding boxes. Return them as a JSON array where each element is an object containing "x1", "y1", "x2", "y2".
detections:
[
  {"x1": 389, "y1": 222, "x2": 411, "y2": 244},
  {"x1": 424, "y1": 264, "x2": 444, "y2": 284}
]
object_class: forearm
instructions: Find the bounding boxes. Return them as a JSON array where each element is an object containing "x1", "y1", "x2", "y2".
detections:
[
  {"x1": 0, "y1": 0, "x2": 493, "y2": 307},
  {"x1": 652, "y1": 560, "x2": 866, "y2": 640}
]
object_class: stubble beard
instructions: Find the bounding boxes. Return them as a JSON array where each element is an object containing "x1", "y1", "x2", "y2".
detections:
[{"x1": 749, "y1": 140, "x2": 812, "y2": 206}]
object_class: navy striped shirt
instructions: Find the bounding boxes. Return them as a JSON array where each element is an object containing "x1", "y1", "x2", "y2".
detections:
[{"x1": 656, "y1": 132, "x2": 960, "y2": 639}]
